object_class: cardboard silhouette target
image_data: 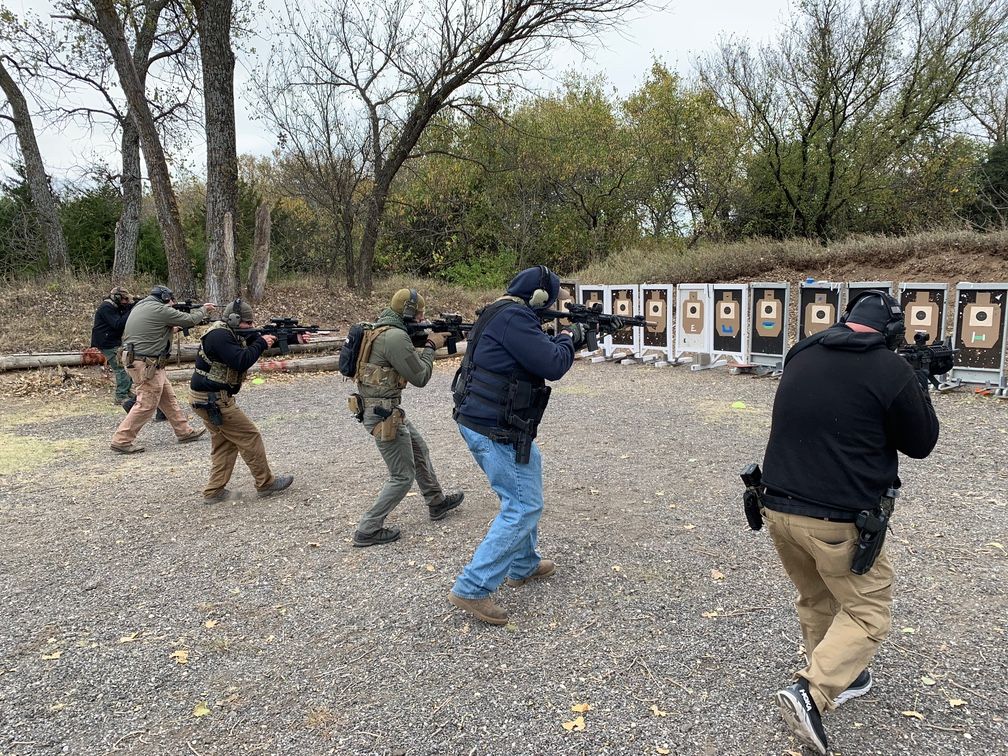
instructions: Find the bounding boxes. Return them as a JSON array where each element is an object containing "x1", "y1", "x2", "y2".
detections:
[
  {"x1": 676, "y1": 284, "x2": 713, "y2": 358},
  {"x1": 640, "y1": 284, "x2": 675, "y2": 361},
  {"x1": 799, "y1": 282, "x2": 842, "y2": 339},
  {"x1": 898, "y1": 283, "x2": 948, "y2": 343},
  {"x1": 546, "y1": 281, "x2": 578, "y2": 335},
  {"x1": 749, "y1": 282, "x2": 790, "y2": 365},
  {"x1": 606, "y1": 285, "x2": 641, "y2": 355},
  {"x1": 712, "y1": 285, "x2": 749, "y2": 361},
  {"x1": 951, "y1": 283, "x2": 1008, "y2": 384}
]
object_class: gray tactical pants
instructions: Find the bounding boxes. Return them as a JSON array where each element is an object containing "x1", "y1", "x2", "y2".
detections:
[{"x1": 358, "y1": 411, "x2": 446, "y2": 534}]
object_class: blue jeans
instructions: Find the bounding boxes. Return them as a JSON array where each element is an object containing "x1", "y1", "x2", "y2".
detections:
[{"x1": 452, "y1": 424, "x2": 544, "y2": 599}]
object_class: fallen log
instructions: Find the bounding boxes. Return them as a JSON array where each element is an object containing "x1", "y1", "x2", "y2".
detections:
[{"x1": 0, "y1": 337, "x2": 344, "y2": 372}]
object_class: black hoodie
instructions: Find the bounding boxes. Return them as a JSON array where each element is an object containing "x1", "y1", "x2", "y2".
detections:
[{"x1": 761, "y1": 325, "x2": 940, "y2": 519}]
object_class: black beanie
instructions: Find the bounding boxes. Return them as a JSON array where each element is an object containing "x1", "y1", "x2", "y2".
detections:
[{"x1": 847, "y1": 292, "x2": 900, "y2": 331}]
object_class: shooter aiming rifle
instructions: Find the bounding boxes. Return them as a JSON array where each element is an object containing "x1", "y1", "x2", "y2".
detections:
[
  {"x1": 170, "y1": 299, "x2": 206, "y2": 336},
  {"x1": 537, "y1": 301, "x2": 650, "y2": 351},
  {"x1": 897, "y1": 333, "x2": 956, "y2": 388},
  {"x1": 405, "y1": 313, "x2": 475, "y2": 355}
]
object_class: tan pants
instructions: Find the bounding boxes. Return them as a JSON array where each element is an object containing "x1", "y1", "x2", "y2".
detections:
[
  {"x1": 112, "y1": 364, "x2": 195, "y2": 446},
  {"x1": 191, "y1": 393, "x2": 274, "y2": 498},
  {"x1": 763, "y1": 507, "x2": 893, "y2": 713}
]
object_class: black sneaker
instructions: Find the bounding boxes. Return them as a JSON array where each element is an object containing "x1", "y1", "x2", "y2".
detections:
[
  {"x1": 121, "y1": 397, "x2": 136, "y2": 413},
  {"x1": 352, "y1": 527, "x2": 401, "y2": 547},
  {"x1": 833, "y1": 669, "x2": 872, "y2": 707},
  {"x1": 775, "y1": 678, "x2": 828, "y2": 756},
  {"x1": 154, "y1": 409, "x2": 168, "y2": 422},
  {"x1": 429, "y1": 491, "x2": 464, "y2": 521}
]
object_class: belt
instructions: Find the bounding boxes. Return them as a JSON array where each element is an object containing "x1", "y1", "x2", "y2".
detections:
[
  {"x1": 191, "y1": 389, "x2": 233, "y2": 405},
  {"x1": 361, "y1": 397, "x2": 400, "y2": 409},
  {"x1": 455, "y1": 413, "x2": 514, "y2": 445}
]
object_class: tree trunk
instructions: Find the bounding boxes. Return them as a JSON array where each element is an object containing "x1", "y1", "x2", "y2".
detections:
[
  {"x1": 247, "y1": 200, "x2": 272, "y2": 302},
  {"x1": 194, "y1": 0, "x2": 238, "y2": 305},
  {"x1": 222, "y1": 211, "x2": 237, "y2": 304},
  {"x1": 113, "y1": 114, "x2": 141, "y2": 282},
  {"x1": 0, "y1": 60, "x2": 69, "y2": 272},
  {"x1": 356, "y1": 190, "x2": 388, "y2": 294},
  {"x1": 92, "y1": 0, "x2": 194, "y2": 296}
]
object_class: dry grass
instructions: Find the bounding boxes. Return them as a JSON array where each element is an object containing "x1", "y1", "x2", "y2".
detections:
[
  {"x1": 575, "y1": 229, "x2": 1008, "y2": 284},
  {"x1": 0, "y1": 273, "x2": 499, "y2": 354}
]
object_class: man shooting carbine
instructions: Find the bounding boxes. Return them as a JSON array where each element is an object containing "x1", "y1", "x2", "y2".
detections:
[
  {"x1": 746, "y1": 289, "x2": 939, "y2": 755},
  {"x1": 537, "y1": 301, "x2": 650, "y2": 351}
]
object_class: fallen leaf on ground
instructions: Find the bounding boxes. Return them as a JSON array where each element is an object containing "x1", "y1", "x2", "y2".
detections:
[
  {"x1": 571, "y1": 702, "x2": 591, "y2": 714},
  {"x1": 949, "y1": 698, "x2": 967, "y2": 708},
  {"x1": 683, "y1": 524, "x2": 696, "y2": 530},
  {"x1": 41, "y1": 650, "x2": 61, "y2": 660},
  {"x1": 171, "y1": 649, "x2": 189, "y2": 665},
  {"x1": 701, "y1": 611, "x2": 719, "y2": 618},
  {"x1": 250, "y1": 377, "x2": 265, "y2": 385},
  {"x1": 562, "y1": 715, "x2": 585, "y2": 732},
  {"x1": 204, "y1": 619, "x2": 219, "y2": 629},
  {"x1": 921, "y1": 675, "x2": 936, "y2": 686},
  {"x1": 650, "y1": 704, "x2": 669, "y2": 717},
  {"x1": 711, "y1": 569, "x2": 725, "y2": 580},
  {"x1": 192, "y1": 702, "x2": 211, "y2": 717},
  {"x1": 901, "y1": 627, "x2": 916, "y2": 634},
  {"x1": 612, "y1": 565, "x2": 621, "y2": 572},
  {"x1": 656, "y1": 748, "x2": 671, "y2": 755},
  {"x1": 423, "y1": 564, "x2": 435, "y2": 572},
  {"x1": 731, "y1": 401, "x2": 747, "y2": 409},
  {"x1": 50, "y1": 702, "x2": 65, "y2": 712},
  {"x1": 902, "y1": 710, "x2": 925, "y2": 720},
  {"x1": 118, "y1": 632, "x2": 138, "y2": 643}
]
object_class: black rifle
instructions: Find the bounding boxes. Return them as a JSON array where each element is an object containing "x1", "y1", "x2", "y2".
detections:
[
  {"x1": 170, "y1": 299, "x2": 205, "y2": 335},
  {"x1": 238, "y1": 317, "x2": 320, "y2": 354},
  {"x1": 406, "y1": 313, "x2": 475, "y2": 355},
  {"x1": 537, "y1": 301, "x2": 650, "y2": 351},
  {"x1": 897, "y1": 333, "x2": 956, "y2": 388},
  {"x1": 739, "y1": 463, "x2": 764, "y2": 531},
  {"x1": 851, "y1": 486, "x2": 897, "y2": 575}
]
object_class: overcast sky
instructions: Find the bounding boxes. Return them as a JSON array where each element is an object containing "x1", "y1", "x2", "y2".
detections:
[{"x1": 4, "y1": 0, "x2": 792, "y2": 182}]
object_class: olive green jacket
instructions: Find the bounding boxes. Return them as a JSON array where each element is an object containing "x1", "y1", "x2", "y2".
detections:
[
  {"x1": 357, "y1": 308, "x2": 435, "y2": 401},
  {"x1": 122, "y1": 296, "x2": 211, "y2": 356}
]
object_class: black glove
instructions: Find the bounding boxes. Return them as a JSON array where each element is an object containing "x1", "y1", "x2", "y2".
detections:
[{"x1": 561, "y1": 322, "x2": 587, "y2": 349}]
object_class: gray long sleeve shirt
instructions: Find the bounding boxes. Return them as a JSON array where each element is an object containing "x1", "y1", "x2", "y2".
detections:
[{"x1": 122, "y1": 296, "x2": 210, "y2": 356}]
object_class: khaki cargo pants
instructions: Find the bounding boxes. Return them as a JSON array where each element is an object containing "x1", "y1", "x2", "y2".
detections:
[
  {"x1": 763, "y1": 507, "x2": 894, "y2": 713},
  {"x1": 357, "y1": 408, "x2": 445, "y2": 535},
  {"x1": 191, "y1": 391, "x2": 274, "y2": 498},
  {"x1": 112, "y1": 362, "x2": 196, "y2": 446}
]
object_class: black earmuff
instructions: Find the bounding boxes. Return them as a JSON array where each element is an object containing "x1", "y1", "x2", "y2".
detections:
[
  {"x1": 151, "y1": 285, "x2": 174, "y2": 304},
  {"x1": 841, "y1": 289, "x2": 905, "y2": 349},
  {"x1": 529, "y1": 265, "x2": 551, "y2": 308},
  {"x1": 402, "y1": 289, "x2": 419, "y2": 321},
  {"x1": 226, "y1": 298, "x2": 243, "y2": 329}
]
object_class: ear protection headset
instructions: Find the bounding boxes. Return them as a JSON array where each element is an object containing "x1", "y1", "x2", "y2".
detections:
[
  {"x1": 110, "y1": 287, "x2": 127, "y2": 305},
  {"x1": 528, "y1": 265, "x2": 552, "y2": 308},
  {"x1": 402, "y1": 289, "x2": 419, "y2": 321},
  {"x1": 151, "y1": 285, "x2": 174, "y2": 304},
  {"x1": 840, "y1": 289, "x2": 906, "y2": 349},
  {"x1": 226, "y1": 298, "x2": 244, "y2": 329}
]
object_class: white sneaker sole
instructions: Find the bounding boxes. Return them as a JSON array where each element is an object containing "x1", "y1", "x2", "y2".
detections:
[
  {"x1": 775, "y1": 689, "x2": 828, "y2": 756},
  {"x1": 834, "y1": 673, "x2": 873, "y2": 707}
]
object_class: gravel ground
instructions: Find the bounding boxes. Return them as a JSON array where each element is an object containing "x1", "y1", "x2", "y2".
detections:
[{"x1": 0, "y1": 360, "x2": 1006, "y2": 756}]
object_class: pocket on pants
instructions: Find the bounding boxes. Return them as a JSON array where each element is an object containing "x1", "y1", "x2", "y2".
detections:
[{"x1": 809, "y1": 535, "x2": 859, "y2": 577}]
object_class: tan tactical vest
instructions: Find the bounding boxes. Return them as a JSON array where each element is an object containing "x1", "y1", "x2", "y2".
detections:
[
  {"x1": 356, "y1": 325, "x2": 408, "y2": 391},
  {"x1": 194, "y1": 321, "x2": 247, "y2": 388}
]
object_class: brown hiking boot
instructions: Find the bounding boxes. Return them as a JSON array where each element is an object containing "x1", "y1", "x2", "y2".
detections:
[
  {"x1": 110, "y1": 442, "x2": 145, "y2": 454},
  {"x1": 177, "y1": 427, "x2": 206, "y2": 444},
  {"x1": 447, "y1": 592, "x2": 509, "y2": 626},
  {"x1": 505, "y1": 559, "x2": 556, "y2": 588}
]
